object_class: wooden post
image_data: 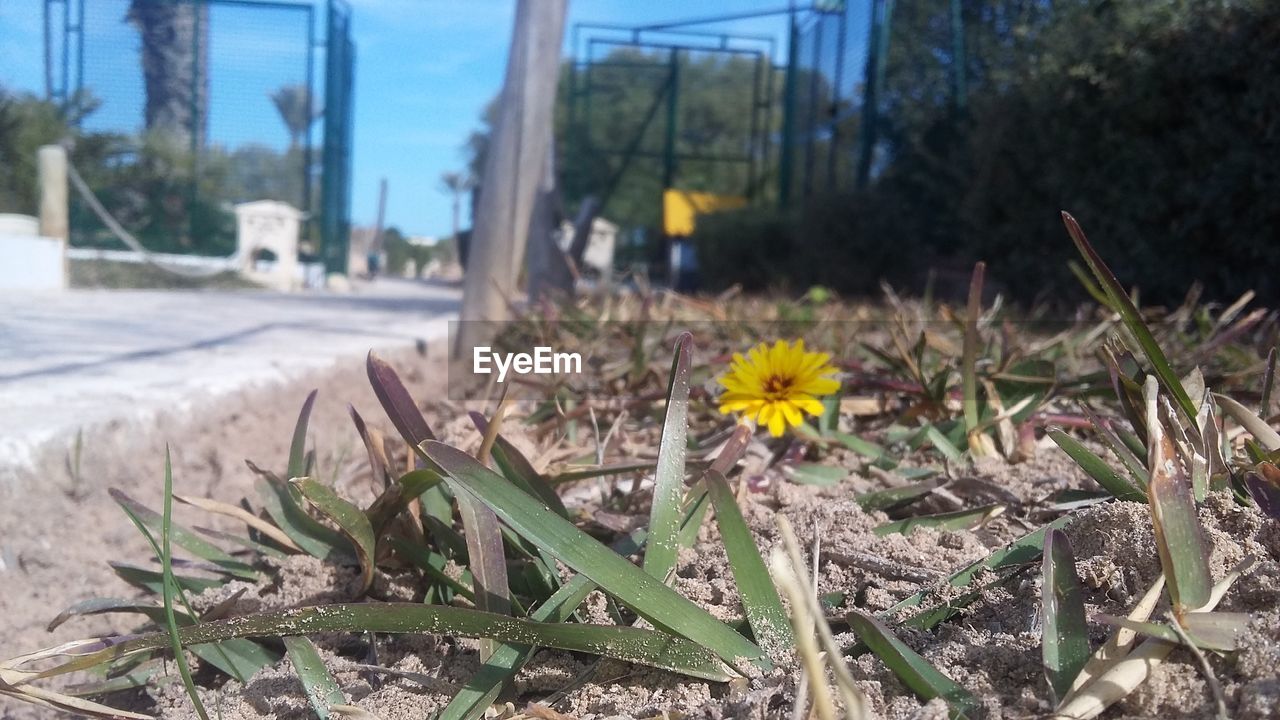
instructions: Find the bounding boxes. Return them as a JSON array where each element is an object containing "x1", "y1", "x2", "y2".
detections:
[
  {"x1": 38, "y1": 144, "x2": 69, "y2": 288},
  {"x1": 456, "y1": 0, "x2": 567, "y2": 353}
]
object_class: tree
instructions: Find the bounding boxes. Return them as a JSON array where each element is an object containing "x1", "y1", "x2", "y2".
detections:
[
  {"x1": 438, "y1": 170, "x2": 473, "y2": 243},
  {"x1": 269, "y1": 84, "x2": 316, "y2": 150},
  {"x1": 127, "y1": 0, "x2": 209, "y2": 148}
]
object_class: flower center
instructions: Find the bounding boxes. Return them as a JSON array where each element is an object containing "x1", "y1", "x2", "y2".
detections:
[{"x1": 762, "y1": 374, "x2": 793, "y2": 396}]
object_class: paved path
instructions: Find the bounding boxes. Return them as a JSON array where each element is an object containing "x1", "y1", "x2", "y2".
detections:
[{"x1": 0, "y1": 278, "x2": 459, "y2": 464}]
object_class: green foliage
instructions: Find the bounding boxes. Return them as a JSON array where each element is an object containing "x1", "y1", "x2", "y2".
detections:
[
  {"x1": 0, "y1": 90, "x2": 71, "y2": 213},
  {"x1": 703, "y1": 0, "x2": 1280, "y2": 303}
]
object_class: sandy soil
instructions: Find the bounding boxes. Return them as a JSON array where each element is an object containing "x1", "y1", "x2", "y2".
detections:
[{"x1": 0, "y1": 344, "x2": 447, "y2": 720}]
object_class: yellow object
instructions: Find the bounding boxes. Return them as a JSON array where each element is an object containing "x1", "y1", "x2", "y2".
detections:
[
  {"x1": 718, "y1": 339, "x2": 841, "y2": 437},
  {"x1": 662, "y1": 189, "x2": 747, "y2": 236}
]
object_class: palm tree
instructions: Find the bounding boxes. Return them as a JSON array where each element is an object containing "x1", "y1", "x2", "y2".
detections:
[
  {"x1": 439, "y1": 171, "x2": 473, "y2": 242},
  {"x1": 127, "y1": 0, "x2": 209, "y2": 148},
  {"x1": 269, "y1": 84, "x2": 316, "y2": 149}
]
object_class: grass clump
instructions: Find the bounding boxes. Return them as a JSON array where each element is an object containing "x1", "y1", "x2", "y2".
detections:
[{"x1": 2, "y1": 213, "x2": 1277, "y2": 720}]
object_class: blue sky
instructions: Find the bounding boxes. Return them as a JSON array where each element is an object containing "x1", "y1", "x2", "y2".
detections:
[{"x1": 0, "y1": 1, "x2": 793, "y2": 237}]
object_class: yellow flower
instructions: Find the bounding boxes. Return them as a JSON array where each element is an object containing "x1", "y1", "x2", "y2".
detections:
[{"x1": 717, "y1": 339, "x2": 841, "y2": 437}]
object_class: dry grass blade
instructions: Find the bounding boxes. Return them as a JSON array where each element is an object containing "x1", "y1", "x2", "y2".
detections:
[
  {"x1": 1145, "y1": 378, "x2": 1212, "y2": 616},
  {"x1": 1097, "y1": 612, "x2": 1251, "y2": 652},
  {"x1": 1212, "y1": 392, "x2": 1280, "y2": 451},
  {"x1": 771, "y1": 516, "x2": 868, "y2": 720},
  {"x1": 349, "y1": 405, "x2": 391, "y2": 489},
  {"x1": 1068, "y1": 574, "x2": 1165, "y2": 695},
  {"x1": 367, "y1": 351, "x2": 436, "y2": 446},
  {"x1": 1042, "y1": 529, "x2": 1090, "y2": 702},
  {"x1": 173, "y1": 493, "x2": 302, "y2": 552},
  {"x1": 962, "y1": 262, "x2": 996, "y2": 457},
  {"x1": 644, "y1": 331, "x2": 693, "y2": 582},
  {"x1": 1054, "y1": 556, "x2": 1254, "y2": 720}
]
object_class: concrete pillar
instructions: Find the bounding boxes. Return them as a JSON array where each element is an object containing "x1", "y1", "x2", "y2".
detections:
[{"x1": 37, "y1": 145, "x2": 69, "y2": 288}]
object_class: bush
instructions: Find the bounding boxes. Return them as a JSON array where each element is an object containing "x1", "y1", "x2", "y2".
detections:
[{"x1": 702, "y1": 0, "x2": 1280, "y2": 305}]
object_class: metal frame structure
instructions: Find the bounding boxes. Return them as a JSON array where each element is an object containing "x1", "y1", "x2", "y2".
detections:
[
  {"x1": 565, "y1": 17, "x2": 787, "y2": 223},
  {"x1": 44, "y1": 0, "x2": 354, "y2": 273}
]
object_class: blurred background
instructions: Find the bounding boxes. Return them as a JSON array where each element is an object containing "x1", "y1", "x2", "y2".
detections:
[{"x1": 0, "y1": 0, "x2": 1275, "y2": 302}]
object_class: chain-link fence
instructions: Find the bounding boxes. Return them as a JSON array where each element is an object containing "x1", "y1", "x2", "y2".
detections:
[
  {"x1": 779, "y1": 1, "x2": 876, "y2": 203},
  {"x1": 564, "y1": 28, "x2": 776, "y2": 243},
  {"x1": 43, "y1": 0, "x2": 352, "y2": 270}
]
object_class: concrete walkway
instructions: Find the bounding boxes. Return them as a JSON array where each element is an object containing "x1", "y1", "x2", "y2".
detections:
[{"x1": 0, "y1": 278, "x2": 460, "y2": 465}]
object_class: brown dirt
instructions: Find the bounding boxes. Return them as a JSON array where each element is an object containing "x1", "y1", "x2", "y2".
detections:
[{"x1": 3, "y1": 349, "x2": 1279, "y2": 720}]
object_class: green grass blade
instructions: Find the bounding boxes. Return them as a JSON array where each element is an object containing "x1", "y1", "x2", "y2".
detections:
[
  {"x1": 873, "y1": 504, "x2": 1004, "y2": 537},
  {"x1": 284, "y1": 636, "x2": 346, "y2": 719},
  {"x1": 469, "y1": 412, "x2": 569, "y2": 519},
  {"x1": 1042, "y1": 528, "x2": 1089, "y2": 701},
  {"x1": 46, "y1": 598, "x2": 185, "y2": 632},
  {"x1": 39, "y1": 602, "x2": 734, "y2": 683},
  {"x1": 1067, "y1": 259, "x2": 1112, "y2": 308},
  {"x1": 421, "y1": 440, "x2": 766, "y2": 671},
  {"x1": 785, "y1": 463, "x2": 847, "y2": 486},
  {"x1": 548, "y1": 462, "x2": 658, "y2": 484},
  {"x1": 847, "y1": 610, "x2": 977, "y2": 718},
  {"x1": 438, "y1": 531, "x2": 647, "y2": 720},
  {"x1": 108, "y1": 564, "x2": 223, "y2": 595},
  {"x1": 389, "y1": 538, "x2": 475, "y2": 602},
  {"x1": 190, "y1": 639, "x2": 280, "y2": 682},
  {"x1": 159, "y1": 450, "x2": 211, "y2": 720},
  {"x1": 109, "y1": 489, "x2": 257, "y2": 580},
  {"x1": 1079, "y1": 404, "x2": 1148, "y2": 487},
  {"x1": 644, "y1": 331, "x2": 693, "y2": 582},
  {"x1": 1047, "y1": 429, "x2": 1145, "y2": 502},
  {"x1": 704, "y1": 470, "x2": 792, "y2": 655},
  {"x1": 1261, "y1": 347, "x2": 1276, "y2": 416},
  {"x1": 1062, "y1": 212, "x2": 1196, "y2": 419},
  {"x1": 855, "y1": 477, "x2": 947, "y2": 513},
  {"x1": 831, "y1": 431, "x2": 895, "y2": 468},
  {"x1": 1147, "y1": 380, "x2": 1212, "y2": 615},
  {"x1": 925, "y1": 424, "x2": 965, "y2": 462},
  {"x1": 364, "y1": 469, "x2": 442, "y2": 537},
  {"x1": 288, "y1": 390, "x2": 319, "y2": 479},
  {"x1": 252, "y1": 463, "x2": 349, "y2": 561},
  {"x1": 884, "y1": 517, "x2": 1069, "y2": 617},
  {"x1": 293, "y1": 478, "x2": 377, "y2": 595}
]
